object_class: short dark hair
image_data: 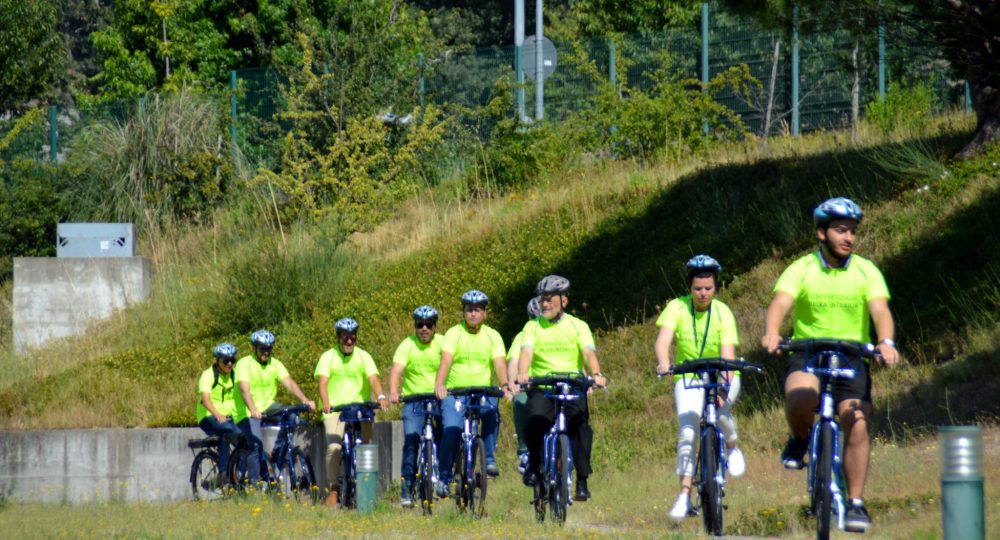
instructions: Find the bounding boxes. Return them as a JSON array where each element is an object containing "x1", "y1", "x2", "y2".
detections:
[{"x1": 687, "y1": 270, "x2": 718, "y2": 286}]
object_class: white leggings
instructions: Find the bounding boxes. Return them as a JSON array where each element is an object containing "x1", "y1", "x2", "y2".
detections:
[{"x1": 675, "y1": 377, "x2": 741, "y2": 477}]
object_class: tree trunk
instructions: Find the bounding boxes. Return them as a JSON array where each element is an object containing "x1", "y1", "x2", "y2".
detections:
[{"x1": 959, "y1": 71, "x2": 1000, "y2": 158}]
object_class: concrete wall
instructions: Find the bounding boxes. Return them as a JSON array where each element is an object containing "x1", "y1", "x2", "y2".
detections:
[
  {"x1": 0, "y1": 423, "x2": 402, "y2": 504},
  {"x1": 12, "y1": 257, "x2": 152, "y2": 354}
]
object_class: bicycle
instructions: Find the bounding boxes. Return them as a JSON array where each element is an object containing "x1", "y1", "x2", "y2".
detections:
[
  {"x1": 330, "y1": 401, "x2": 380, "y2": 510},
  {"x1": 400, "y1": 393, "x2": 441, "y2": 515},
  {"x1": 524, "y1": 372, "x2": 594, "y2": 524},
  {"x1": 448, "y1": 386, "x2": 504, "y2": 518},
  {"x1": 187, "y1": 433, "x2": 241, "y2": 501},
  {"x1": 661, "y1": 357, "x2": 762, "y2": 537},
  {"x1": 230, "y1": 404, "x2": 318, "y2": 502},
  {"x1": 778, "y1": 339, "x2": 875, "y2": 540}
]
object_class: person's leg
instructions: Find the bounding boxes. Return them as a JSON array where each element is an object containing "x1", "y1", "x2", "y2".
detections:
[
  {"x1": 237, "y1": 418, "x2": 263, "y2": 483},
  {"x1": 400, "y1": 402, "x2": 423, "y2": 486},
  {"x1": 513, "y1": 391, "x2": 528, "y2": 455},
  {"x1": 323, "y1": 415, "x2": 346, "y2": 490},
  {"x1": 524, "y1": 389, "x2": 556, "y2": 481},
  {"x1": 565, "y1": 397, "x2": 592, "y2": 479},
  {"x1": 674, "y1": 379, "x2": 704, "y2": 495},
  {"x1": 480, "y1": 396, "x2": 500, "y2": 468},
  {"x1": 782, "y1": 358, "x2": 819, "y2": 469},
  {"x1": 437, "y1": 395, "x2": 464, "y2": 484},
  {"x1": 200, "y1": 417, "x2": 243, "y2": 473},
  {"x1": 839, "y1": 399, "x2": 872, "y2": 500}
]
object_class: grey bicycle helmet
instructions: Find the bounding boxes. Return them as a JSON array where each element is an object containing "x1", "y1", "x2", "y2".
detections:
[
  {"x1": 250, "y1": 329, "x2": 275, "y2": 348},
  {"x1": 334, "y1": 317, "x2": 360, "y2": 334},
  {"x1": 534, "y1": 275, "x2": 570, "y2": 296},
  {"x1": 213, "y1": 342, "x2": 237, "y2": 360},
  {"x1": 412, "y1": 305, "x2": 439, "y2": 321},
  {"x1": 461, "y1": 289, "x2": 489, "y2": 306},
  {"x1": 813, "y1": 197, "x2": 863, "y2": 228},
  {"x1": 686, "y1": 254, "x2": 722, "y2": 274},
  {"x1": 527, "y1": 296, "x2": 542, "y2": 318}
]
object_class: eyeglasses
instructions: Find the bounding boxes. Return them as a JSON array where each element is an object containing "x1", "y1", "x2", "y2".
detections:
[
  {"x1": 415, "y1": 321, "x2": 435, "y2": 329},
  {"x1": 338, "y1": 333, "x2": 357, "y2": 342},
  {"x1": 221, "y1": 358, "x2": 235, "y2": 365},
  {"x1": 256, "y1": 347, "x2": 272, "y2": 354}
]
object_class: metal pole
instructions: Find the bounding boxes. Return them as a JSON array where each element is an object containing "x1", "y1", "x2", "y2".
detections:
[
  {"x1": 965, "y1": 81, "x2": 973, "y2": 113},
  {"x1": 701, "y1": 2, "x2": 709, "y2": 136},
  {"x1": 608, "y1": 38, "x2": 616, "y2": 87},
  {"x1": 49, "y1": 105, "x2": 58, "y2": 164},
  {"x1": 230, "y1": 70, "x2": 238, "y2": 159},
  {"x1": 791, "y1": 2, "x2": 800, "y2": 136},
  {"x1": 877, "y1": 0, "x2": 886, "y2": 101},
  {"x1": 418, "y1": 54, "x2": 425, "y2": 107},
  {"x1": 535, "y1": 0, "x2": 544, "y2": 121},
  {"x1": 515, "y1": 0, "x2": 526, "y2": 122},
  {"x1": 940, "y1": 426, "x2": 985, "y2": 540}
]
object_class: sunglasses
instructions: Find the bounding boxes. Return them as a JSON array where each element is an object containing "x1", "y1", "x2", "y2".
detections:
[
  {"x1": 220, "y1": 358, "x2": 235, "y2": 365},
  {"x1": 415, "y1": 321, "x2": 435, "y2": 329}
]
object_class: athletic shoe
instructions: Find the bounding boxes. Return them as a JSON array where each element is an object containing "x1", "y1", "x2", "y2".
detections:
[
  {"x1": 435, "y1": 480, "x2": 449, "y2": 499},
  {"x1": 727, "y1": 448, "x2": 746, "y2": 477},
  {"x1": 400, "y1": 481, "x2": 414, "y2": 508},
  {"x1": 486, "y1": 462, "x2": 500, "y2": 477},
  {"x1": 669, "y1": 493, "x2": 689, "y2": 521},
  {"x1": 575, "y1": 477, "x2": 590, "y2": 501},
  {"x1": 844, "y1": 500, "x2": 872, "y2": 533},
  {"x1": 781, "y1": 436, "x2": 809, "y2": 470},
  {"x1": 517, "y1": 453, "x2": 529, "y2": 475}
]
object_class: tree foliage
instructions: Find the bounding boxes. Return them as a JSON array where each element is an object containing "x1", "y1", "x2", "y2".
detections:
[{"x1": 0, "y1": 0, "x2": 64, "y2": 113}]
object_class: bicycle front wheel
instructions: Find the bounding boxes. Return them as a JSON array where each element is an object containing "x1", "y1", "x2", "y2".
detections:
[
  {"x1": 339, "y1": 451, "x2": 357, "y2": 509},
  {"x1": 814, "y1": 423, "x2": 834, "y2": 540},
  {"x1": 418, "y1": 439, "x2": 436, "y2": 515},
  {"x1": 191, "y1": 450, "x2": 222, "y2": 501},
  {"x1": 549, "y1": 434, "x2": 572, "y2": 524},
  {"x1": 700, "y1": 428, "x2": 724, "y2": 536},
  {"x1": 283, "y1": 448, "x2": 318, "y2": 503},
  {"x1": 468, "y1": 437, "x2": 488, "y2": 518},
  {"x1": 229, "y1": 447, "x2": 251, "y2": 493}
]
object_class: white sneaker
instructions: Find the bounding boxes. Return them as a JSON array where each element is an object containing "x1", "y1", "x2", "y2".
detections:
[
  {"x1": 727, "y1": 448, "x2": 746, "y2": 477},
  {"x1": 669, "y1": 493, "x2": 689, "y2": 520}
]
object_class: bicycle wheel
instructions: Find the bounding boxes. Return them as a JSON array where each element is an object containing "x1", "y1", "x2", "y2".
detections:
[
  {"x1": 534, "y1": 481, "x2": 547, "y2": 522},
  {"x1": 468, "y1": 437, "x2": 488, "y2": 518},
  {"x1": 814, "y1": 423, "x2": 834, "y2": 540},
  {"x1": 418, "y1": 439, "x2": 436, "y2": 515},
  {"x1": 700, "y1": 428, "x2": 724, "y2": 536},
  {"x1": 191, "y1": 450, "x2": 222, "y2": 501},
  {"x1": 282, "y1": 448, "x2": 318, "y2": 503},
  {"x1": 549, "y1": 434, "x2": 572, "y2": 524},
  {"x1": 229, "y1": 447, "x2": 252, "y2": 492},
  {"x1": 339, "y1": 450, "x2": 357, "y2": 509}
]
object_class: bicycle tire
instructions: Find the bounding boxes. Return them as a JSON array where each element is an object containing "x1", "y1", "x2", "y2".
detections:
[
  {"x1": 700, "y1": 428, "x2": 724, "y2": 536},
  {"x1": 284, "y1": 448, "x2": 318, "y2": 503},
  {"x1": 534, "y1": 481, "x2": 547, "y2": 522},
  {"x1": 550, "y1": 434, "x2": 571, "y2": 524},
  {"x1": 814, "y1": 423, "x2": 834, "y2": 540},
  {"x1": 191, "y1": 450, "x2": 222, "y2": 501},
  {"x1": 418, "y1": 439, "x2": 436, "y2": 515},
  {"x1": 229, "y1": 447, "x2": 251, "y2": 492},
  {"x1": 468, "y1": 437, "x2": 488, "y2": 518}
]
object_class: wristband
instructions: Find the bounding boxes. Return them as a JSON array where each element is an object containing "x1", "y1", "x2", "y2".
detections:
[
  {"x1": 377, "y1": 394, "x2": 387, "y2": 401},
  {"x1": 593, "y1": 372, "x2": 604, "y2": 378},
  {"x1": 878, "y1": 338, "x2": 896, "y2": 348}
]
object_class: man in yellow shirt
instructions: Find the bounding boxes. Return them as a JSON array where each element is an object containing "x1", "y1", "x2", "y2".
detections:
[{"x1": 196, "y1": 343, "x2": 243, "y2": 484}]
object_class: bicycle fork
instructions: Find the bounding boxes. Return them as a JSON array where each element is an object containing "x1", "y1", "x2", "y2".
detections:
[
  {"x1": 809, "y1": 392, "x2": 846, "y2": 530},
  {"x1": 545, "y1": 408, "x2": 574, "y2": 502},
  {"x1": 423, "y1": 416, "x2": 439, "y2": 484}
]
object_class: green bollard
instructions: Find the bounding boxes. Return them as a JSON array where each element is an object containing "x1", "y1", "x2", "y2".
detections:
[
  {"x1": 939, "y1": 426, "x2": 984, "y2": 540},
  {"x1": 357, "y1": 444, "x2": 378, "y2": 513}
]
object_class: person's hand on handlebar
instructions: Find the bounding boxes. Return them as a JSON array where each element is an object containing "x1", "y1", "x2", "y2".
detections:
[
  {"x1": 322, "y1": 403, "x2": 331, "y2": 415},
  {"x1": 656, "y1": 361, "x2": 673, "y2": 377},
  {"x1": 434, "y1": 384, "x2": 448, "y2": 401},
  {"x1": 303, "y1": 399, "x2": 316, "y2": 412},
  {"x1": 876, "y1": 342, "x2": 900, "y2": 367},
  {"x1": 593, "y1": 373, "x2": 608, "y2": 389},
  {"x1": 761, "y1": 333, "x2": 783, "y2": 354},
  {"x1": 250, "y1": 406, "x2": 262, "y2": 420},
  {"x1": 389, "y1": 391, "x2": 401, "y2": 404}
]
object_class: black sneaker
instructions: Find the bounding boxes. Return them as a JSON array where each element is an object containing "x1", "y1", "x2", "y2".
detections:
[
  {"x1": 844, "y1": 500, "x2": 871, "y2": 533},
  {"x1": 486, "y1": 462, "x2": 500, "y2": 477},
  {"x1": 781, "y1": 436, "x2": 809, "y2": 470},
  {"x1": 574, "y1": 477, "x2": 590, "y2": 501},
  {"x1": 523, "y1": 468, "x2": 539, "y2": 487}
]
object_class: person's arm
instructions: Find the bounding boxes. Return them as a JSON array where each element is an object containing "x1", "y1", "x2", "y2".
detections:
[
  {"x1": 369, "y1": 374, "x2": 389, "y2": 410},
  {"x1": 506, "y1": 357, "x2": 520, "y2": 394},
  {"x1": 281, "y1": 376, "x2": 317, "y2": 411},
  {"x1": 869, "y1": 298, "x2": 899, "y2": 366},
  {"x1": 762, "y1": 291, "x2": 794, "y2": 353},
  {"x1": 202, "y1": 392, "x2": 227, "y2": 423},
  {"x1": 583, "y1": 348, "x2": 607, "y2": 388},
  {"x1": 654, "y1": 326, "x2": 675, "y2": 374},
  {"x1": 435, "y1": 352, "x2": 454, "y2": 400},
  {"x1": 517, "y1": 346, "x2": 533, "y2": 385},
  {"x1": 318, "y1": 375, "x2": 331, "y2": 414},
  {"x1": 492, "y1": 355, "x2": 511, "y2": 399},
  {"x1": 388, "y1": 363, "x2": 405, "y2": 403},
  {"x1": 239, "y1": 381, "x2": 260, "y2": 420},
  {"x1": 718, "y1": 343, "x2": 738, "y2": 406}
]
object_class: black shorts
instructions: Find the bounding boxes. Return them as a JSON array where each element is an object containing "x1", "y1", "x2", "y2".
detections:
[{"x1": 784, "y1": 352, "x2": 871, "y2": 403}]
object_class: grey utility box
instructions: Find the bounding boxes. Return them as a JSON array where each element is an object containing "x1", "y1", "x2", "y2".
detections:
[{"x1": 56, "y1": 223, "x2": 135, "y2": 258}]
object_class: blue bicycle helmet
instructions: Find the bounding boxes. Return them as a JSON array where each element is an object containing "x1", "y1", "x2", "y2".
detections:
[
  {"x1": 527, "y1": 296, "x2": 542, "y2": 318},
  {"x1": 686, "y1": 254, "x2": 722, "y2": 274},
  {"x1": 250, "y1": 329, "x2": 275, "y2": 348},
  {"x1": 412, "y1": 305, "x2": 439, "y2": 321},
  {"x1": 213, "y1": 342, "x2": 237, "y2": 360},
  {"x1": 534, "y1": 275, "x2": 570, "y2": 296},
  {"x1": 813, "y1": 197, "x2": 863, "y2": 228},
  {"x1": 334, "y1": 317, "x2": 360, "y2": 334},
  {"x1": 461, "y1": 289, "x2": 489, "y2": 306}
]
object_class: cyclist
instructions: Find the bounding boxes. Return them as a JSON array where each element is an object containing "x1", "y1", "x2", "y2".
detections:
[
  {"x1": 517, "y1": 275, "x2": 607, "y2": 502},
  {"x1": 315, "y1": 317, "x2": 389, "y2": 506},
  {"x1": 434, "y1": 289, "x2": 511, "y2": 498},
  {"x1": 388, "y1": 305, "x2": 444, "y2": 508},
  {"x1": 653, "y1": 255, "x2": 745, "y2": 520},
  {"x1": 196, "y1": 342, "x2": 244, "y2": 485},
  {"x1": 506, "y1": 296, "x2": 543, "y2": 475},
  {"x1": 233, "y1": 329, "x2": 316, "y2": 485},
  {"x1": 762, "y1": 197, "x2": 900, "y2": 533}
]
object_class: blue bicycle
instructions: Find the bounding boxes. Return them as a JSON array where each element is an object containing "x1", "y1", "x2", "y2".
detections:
[
  {"x1": 524, "y1": 372, "x2": 594, "y2": 524},
  {"x1": 664, "y1": 357, "x2": 762, "y2": 536},
  {"x1": 778, "y1": 339, "x2": 875, "y2": 540},
  {"x1": 448, "y1": 386, "x2": 504, "y2": 518},
  {"x1": 401, "y1": 393, "x2": 441, "y2": 515},
  {"x1": 188, "y1": 432, "x2": 241, "y2": 501},
  {"x1": 231, "y1": 404, "x2": 317, "y2": 502},
  {"x1": 331, "y1": 401, "x2": 380, "y2": 510}
]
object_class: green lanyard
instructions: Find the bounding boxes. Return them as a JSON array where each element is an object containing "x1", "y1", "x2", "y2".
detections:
[{"x1": 690, "y1": 299, "x2": 712, "y2": 359}]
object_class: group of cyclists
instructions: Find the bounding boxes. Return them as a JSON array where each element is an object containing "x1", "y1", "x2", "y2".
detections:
[{"x1": 196, "y1": 196, "x2": 898, "y2": 534}]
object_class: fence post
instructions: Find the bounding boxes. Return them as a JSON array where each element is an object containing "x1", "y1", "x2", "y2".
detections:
[
  {"x1": 515, "y1": 0, "x2": 526, "y2": 122},
  {"x1": 608, "y1": 38, "x2": 617, "y2": 87},
  {"x1": 229, "y1": 70, "x2": 238, "y2": 160},
  {"x1": 701, "y1": 2, "x2": 710, "y2": 137},
  {"x1": 418, "y1": 54, "x2": 425, "y2": 107},
  {"x1": 964, "y1": 81, "x2": 973, "y2": 113},
  {"x1": 534, "y1": 0, "x2": 544, "y2": 121},
  {"x1": 877, "y1": 0, "x2": 886, "y2": 102},
  {"x1": 791, "y1": 2, "x2": 800, "y2": 136},
  {"x1": 49, "y1": 105, "x2": 58, "y2": 164}
]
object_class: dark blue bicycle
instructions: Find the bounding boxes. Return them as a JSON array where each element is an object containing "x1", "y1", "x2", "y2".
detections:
[
  {"x1": 331, "y1": 401, "x2": 380, "y2": 510},
  {"x1": 778, "y1": 339, "x2": 875, "y2": 540},
  {"x1": 230, "y1": 404, "x2": 317, "y2": 502},
  {"x1": 448, "y1": 386, "x2": 504, "y2": 518},
  {"x1": 663, "y1": 357, "x2": 762, "y2": 536},
  {"x1": 401, "y1": 393, "x2": 441, "y2": 515},
  {"x1": 524, "y1": 372, "x2": 594, "y2": 524}
]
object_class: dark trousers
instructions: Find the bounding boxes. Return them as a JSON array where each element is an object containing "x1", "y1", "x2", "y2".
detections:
[{"x1": 525, "y1": 388, "x2": 593, "y2": 479}]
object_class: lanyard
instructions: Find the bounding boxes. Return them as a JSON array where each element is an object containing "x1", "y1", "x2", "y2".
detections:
[{"x1": 690, "y1": 299, "x2": 712, "y2": 358}]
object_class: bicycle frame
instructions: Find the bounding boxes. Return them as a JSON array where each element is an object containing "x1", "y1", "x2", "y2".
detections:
[
  {"x1": 459, "y1": 397, "x2": 486, "y2": 480},
  {"x1": 418, "y1": 399, "x2": 440, "y2": 485},
  {"x1": 542, "y1": 382, "x2": 585, "y2": 496},
  {"x1": 684, "y1": 369, "x2": 727, "y2": 511}
]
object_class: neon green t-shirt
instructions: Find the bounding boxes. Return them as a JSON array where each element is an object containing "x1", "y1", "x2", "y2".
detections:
[
  {"x1": 393, "y1": 334, "x2": 443, "y2": 396},
  {"x1": 507, "y1": 331, "x2": 524, "y2": 363},
  {"x1": 656, "y1": 296, "x2": 740, "y2": 381},
  {"x1": 315, "y1": 346, "x2": 379, "y2": 418},
  {"x1": 520, "y1": 313, "x2": 595, "y2": 377},
  {"x1": 441, "y1": 322, "x2": 505, "y2": 388},
  {"x1": 773, "y1": 251, "x2": 890, "y2": 343},
  {"x1": 196, "y1": 366, "x2": 235, "y2": 422},
  {"x1": 232, "y1": 355, "x2": 290, "y2": 423}
]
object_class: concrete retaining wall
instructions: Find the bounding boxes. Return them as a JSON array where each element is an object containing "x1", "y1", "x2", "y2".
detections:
[
  {"x1": 12, "y1": 257, "x2": 152, "y2": 354},
  {"x1": 0, "y1": 423, "x2": 402, "y2": 504}
]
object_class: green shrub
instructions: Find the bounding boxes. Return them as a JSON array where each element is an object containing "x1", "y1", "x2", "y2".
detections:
[
  {"x1": 0, "y1": 160, "x2": 69, "y2": 280},
  {"x1": 865, "y1": 80, "x2": 937, "y2": 135}
]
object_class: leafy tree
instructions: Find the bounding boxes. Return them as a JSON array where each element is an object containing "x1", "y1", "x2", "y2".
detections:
[
  {"x1": 0, "y1": 0, "x2": 64, "y2": 114},
  {"x1": 572, "y1": 0, "x2": 700, "y2": 35}
]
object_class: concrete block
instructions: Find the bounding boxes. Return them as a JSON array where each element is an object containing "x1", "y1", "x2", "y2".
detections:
[{"x1": 13, "y1": 257, "x2": 152, "y2": 353}]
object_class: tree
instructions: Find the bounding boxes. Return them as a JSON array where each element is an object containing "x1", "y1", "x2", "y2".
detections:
[{"x1": 0, "y1": 0, "x2": 64, "y2": 114}]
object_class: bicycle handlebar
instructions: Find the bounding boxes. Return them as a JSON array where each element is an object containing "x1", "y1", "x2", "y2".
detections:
[
  {"x1": 662, "y1": 357, "x2": 764, "y2": 377},
  {"x1": 448, "y1": 386, "x2": 505, "y2": 398},
  {"x1": 777, "y1": 338, "x2": 876, "y2": 359},
  {"x1": 400, "y1": 393, "x2": 439, "y2": 404},
  {"x1": 525, "y1": 373, "x2": 596, "y2": 391}
]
